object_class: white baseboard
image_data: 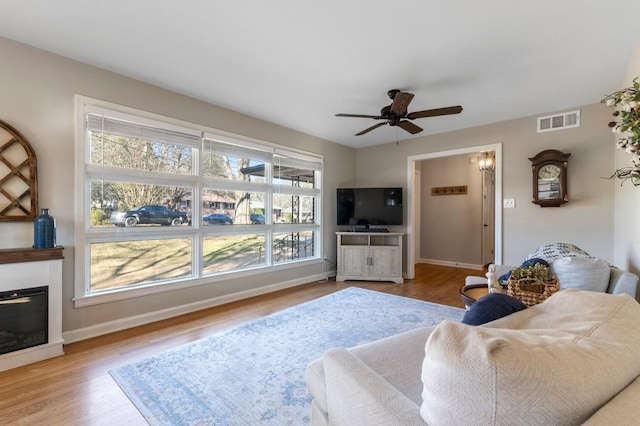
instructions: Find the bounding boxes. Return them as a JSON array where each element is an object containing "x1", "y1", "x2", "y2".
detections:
[
  {"x1": 418, "y1": 258, "x2": 484, "y2": 270},
  {"x1": 62, "y1": 270, "x2": 336, "y2": 344},
  {"x1": 0, "y1": 340, "x2": 64, "y2": 372}
]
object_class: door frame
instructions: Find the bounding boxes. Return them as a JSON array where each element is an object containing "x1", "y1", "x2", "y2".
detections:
[
  {"x1": 481, "y1": 169, "x2": 495, "y2": 266},
  {"x1": 405, "y1": 143, "x2": 503, "y2": 279}
]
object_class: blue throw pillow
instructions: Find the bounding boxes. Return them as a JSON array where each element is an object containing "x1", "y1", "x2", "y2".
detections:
[
  {"x1": 462, "y1": 293, "x2": 527, "y2": 326},
  {"x1": 498, "y1": 272, "x2": 512, "y2": 284},
  {"x1": 520, "y1": 257, "x2": 550, "y2": 268}
]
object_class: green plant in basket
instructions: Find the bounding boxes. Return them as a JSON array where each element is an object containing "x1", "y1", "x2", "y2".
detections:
[
  {"x1": 509, "y1": 263, "x2": 552, "y2": 282},
  {"x1": 507, "y1": 262, "x2": 559, "y2": 307}
]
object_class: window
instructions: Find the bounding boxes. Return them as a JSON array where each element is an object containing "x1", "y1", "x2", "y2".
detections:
[{"x1": 75, "y1": 97, "x2": 322, "y2": 306}]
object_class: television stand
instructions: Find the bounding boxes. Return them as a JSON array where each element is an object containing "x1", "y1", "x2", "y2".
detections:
[{"x1": 336, "y1": 232, "x2": 403, "y2": 284}]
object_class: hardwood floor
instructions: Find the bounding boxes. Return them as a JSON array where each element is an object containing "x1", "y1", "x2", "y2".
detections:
[{"x1": 0, "y1": 263, "x2": 480, "y2": 425}]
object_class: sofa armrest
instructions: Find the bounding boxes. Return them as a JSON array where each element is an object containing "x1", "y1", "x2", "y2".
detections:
[
  {"x1": 492, "y1": 264, "x2": 515, "y2": 277},
  {"x1": 324, "y1": 348, "x2": 424, "y2": 426},
  {"x1": 607, "y1": 267, "x2": 639, "y2": 299},
  {"x1": 464, "y1": 276, "x2": 486, "y2": 286},
  {"x1": 582, "y1": 377, "x2": 640, "y2": 425},
  {"x1": 465, "y1": 265, "x2": 515, "y2": 286}
]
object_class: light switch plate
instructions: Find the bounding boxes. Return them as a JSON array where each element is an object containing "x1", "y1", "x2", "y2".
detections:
[{"x1": 503, "y1": 198, "x2": 516, "y2": 208}]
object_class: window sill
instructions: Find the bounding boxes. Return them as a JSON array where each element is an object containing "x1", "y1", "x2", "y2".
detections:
[{"x1": 73, "y1": 257, "x2": 322, "y2": 308}]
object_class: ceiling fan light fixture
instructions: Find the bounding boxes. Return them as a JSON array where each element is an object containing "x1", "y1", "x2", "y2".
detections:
[{"x1": 478, "y1": 151, "x2": 495, "y2": 173}]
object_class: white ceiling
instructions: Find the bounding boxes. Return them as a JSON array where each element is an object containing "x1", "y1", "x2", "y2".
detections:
[{"x1": 1, "y1": 1, "x2": 639, "y2": 149}]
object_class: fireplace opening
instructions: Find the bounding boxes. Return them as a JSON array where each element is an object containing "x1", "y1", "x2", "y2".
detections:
[{"x1": 0, "y1": 286, "x2": 48, "y2": 355}]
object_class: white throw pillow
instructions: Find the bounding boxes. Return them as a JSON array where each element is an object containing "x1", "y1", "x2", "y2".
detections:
[
  {"x1": 420, "y1": 290, "x2": 640, "y2": 425},
  {"x1": 551, "y1": 256, "x2": 610, "y2": 292}
]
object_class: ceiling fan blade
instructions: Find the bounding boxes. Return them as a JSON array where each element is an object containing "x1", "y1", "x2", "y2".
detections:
[
  {"x1": 407, "y1": 105, "x2": 463, "y2": 120},
  {"x1": 336, "y1": 113, "x2": 384, "y2": 119},
  {"x1": 397, "y1": 120, "x2": 423, "y2": 134},
  {"x1": 390, "y1": 92, "x2": 414, "y2": 115},
  {"x1": 355, "y1": 122, "x2": 387, "y2": 136}
]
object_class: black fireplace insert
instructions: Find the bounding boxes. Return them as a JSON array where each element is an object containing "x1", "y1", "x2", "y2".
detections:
[{"x1": 0, "y1": 286, "x2": 48, "y2": 355}]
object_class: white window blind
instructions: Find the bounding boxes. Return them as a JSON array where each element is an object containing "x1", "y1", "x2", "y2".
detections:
[
  {"x1": 87, "y1": 114, "x2": 201, "y2": 148},
  {"x1": 203, "y1": 138, "x2": 272, "y2": 162}
]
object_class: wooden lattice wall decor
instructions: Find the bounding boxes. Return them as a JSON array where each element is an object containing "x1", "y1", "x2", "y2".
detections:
[{"x1": 0, "y1": 119, "x2": 38, "y2": 221}]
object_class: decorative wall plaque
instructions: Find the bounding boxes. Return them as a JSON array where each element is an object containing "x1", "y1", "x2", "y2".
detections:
[
  {"x1": 431, "y1": 185, "x2": 468, "y2": 196},
  {"x1": 0, "y1": 119, "x2": 38, "y2": 221}
]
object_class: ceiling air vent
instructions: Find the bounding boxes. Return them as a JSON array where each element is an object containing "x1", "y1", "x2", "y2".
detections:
[{"x1": 537, "y1": 110, "x2": 580, "y2": 133}]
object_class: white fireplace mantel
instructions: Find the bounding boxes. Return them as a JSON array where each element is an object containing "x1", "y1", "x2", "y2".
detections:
[{"x1": 0, "y1": 247, "x2": 64, "y2": 372}]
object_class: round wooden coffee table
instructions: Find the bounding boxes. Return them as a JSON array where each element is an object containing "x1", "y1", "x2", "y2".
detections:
[{"x1": 459, "y1": 284, "x2": 489, "y2": 308}]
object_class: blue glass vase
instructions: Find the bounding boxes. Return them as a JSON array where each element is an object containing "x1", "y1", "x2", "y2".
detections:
[{"x1": 34, "y1": 208, "x2": 56, "y2": 249}]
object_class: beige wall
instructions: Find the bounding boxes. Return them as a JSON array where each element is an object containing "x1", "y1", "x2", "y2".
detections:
[
  {"x1": 1, "y1": 33, "x2": 631, "y2": 338},
  {"x1": 614, "y1": 41, "x2": 640, "y2": 279},
  {"x1": 0, "y1": 37, "x2": 355, "y2": 336},
  {"x1": 356, "y1": 102, "x2": 616, "y2": 266},
  {"x1": 420, "y1": 154, "x2": 483, "y2": 265}
]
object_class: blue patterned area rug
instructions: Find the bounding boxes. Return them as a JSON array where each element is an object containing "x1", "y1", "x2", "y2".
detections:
[{"x1": 109, "y1": 287, "x2": 464, "y2": 425}]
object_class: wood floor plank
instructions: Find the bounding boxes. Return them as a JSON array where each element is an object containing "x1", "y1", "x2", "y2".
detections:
[{"x1": 0, "y1": 263, "x2": 480, "y2": 424}]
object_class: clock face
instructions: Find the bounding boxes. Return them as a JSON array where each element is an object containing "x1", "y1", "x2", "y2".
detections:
[{"x1": 538, "y1": 164, "x2": 561, "y2": 181}]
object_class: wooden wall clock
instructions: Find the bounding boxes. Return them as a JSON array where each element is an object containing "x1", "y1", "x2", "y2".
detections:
[{"x1": 529, "y1": 149, "x2": 571, "y2": 207}]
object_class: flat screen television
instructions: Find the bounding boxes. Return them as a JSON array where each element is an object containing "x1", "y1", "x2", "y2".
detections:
[{"x1": 337, "y1": 187, "x2": 403, "y2": 228}]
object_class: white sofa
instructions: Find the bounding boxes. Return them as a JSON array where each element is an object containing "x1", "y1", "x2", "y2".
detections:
[
  {"x1": 306, "y1": 290, "x2": 640, "y2": 425},
  {"x1": 465, "y1": 263, "x2": 639, "y2": 299},
  {"x1": 467, "y1": 243, "x2": 639, "y2": 299}
]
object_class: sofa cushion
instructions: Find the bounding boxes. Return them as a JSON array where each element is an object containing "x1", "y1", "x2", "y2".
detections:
[
  {"x1": 462, "y1": 293, "x2": 526, "y2": 325},
  {"x1": 420, "y1": 290, "x2": 640, "y2": 425},
  {"x1": 551, "y1": 256, "x2": 610, "y2": 292}
]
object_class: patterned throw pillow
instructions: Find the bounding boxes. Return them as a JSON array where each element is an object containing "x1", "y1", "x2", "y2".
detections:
[{"x1": 525, "y1": 242, "x2": 591, "y2": 262}]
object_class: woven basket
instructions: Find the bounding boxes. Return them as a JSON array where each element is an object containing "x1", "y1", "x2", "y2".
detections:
[{"x1": 507, "y1": 276, "x2": 559, "y2": 307}]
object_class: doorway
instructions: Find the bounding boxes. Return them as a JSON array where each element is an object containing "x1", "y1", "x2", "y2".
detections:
[{"x1": 405, "y1": 143, "x2": 502, "y2": 279}]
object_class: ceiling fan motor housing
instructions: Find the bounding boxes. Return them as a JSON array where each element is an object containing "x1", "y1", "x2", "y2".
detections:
[{"x1": 387, "y1": 89, "x2": 400, "y2": 99}]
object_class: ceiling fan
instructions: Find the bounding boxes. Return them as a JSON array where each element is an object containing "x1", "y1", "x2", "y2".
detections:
[{"x1": 335, "y1": 89, "x2": 463, "y2": 136}]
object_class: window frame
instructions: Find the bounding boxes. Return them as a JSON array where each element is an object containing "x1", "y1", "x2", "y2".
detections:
[{"x1": 74, "y1": 95, "x2": 323, "y2": 307}]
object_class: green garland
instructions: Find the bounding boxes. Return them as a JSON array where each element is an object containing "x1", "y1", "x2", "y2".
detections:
[{"x1": 602, "y1": 76, "x2": 640, "y2": 186}]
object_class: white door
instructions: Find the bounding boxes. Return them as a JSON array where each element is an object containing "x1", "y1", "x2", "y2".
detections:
[{"x1": 481, "y1": 171, "x2": 495, "y2": 266}]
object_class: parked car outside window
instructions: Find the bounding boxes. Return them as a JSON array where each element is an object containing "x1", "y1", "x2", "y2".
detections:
[
  {"x1": 203, "y1": 213, "x2": 233, "y2": 225},
  {"x1": 250, "y1": 214, "x2": 265, "y2": 224},
  {"x1": 109, "y1": 205, "x2": 187, "y2": 227}
]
